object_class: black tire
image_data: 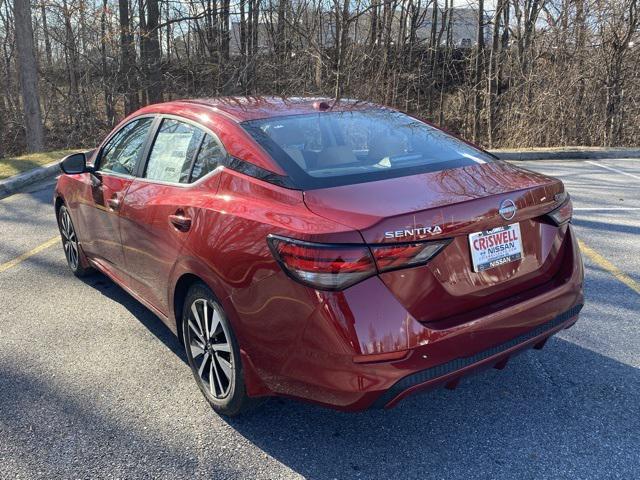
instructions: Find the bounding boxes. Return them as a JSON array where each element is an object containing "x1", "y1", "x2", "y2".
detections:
[
  {"x1": 57, "y1": 204, "x2": 93, "y2": 277},
  {"x1": 182, "y1": 282, "x2": 256, "y2": 416}
]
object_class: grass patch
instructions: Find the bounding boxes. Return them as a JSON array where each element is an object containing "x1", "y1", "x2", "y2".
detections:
[{"x1": 0, "y1": 149, "x2": 81, "y2": 180}]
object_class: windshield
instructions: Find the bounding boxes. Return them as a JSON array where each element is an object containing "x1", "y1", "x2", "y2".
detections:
[{"x1": 241, "y1": 110, "x2": 494, "y2": 189}]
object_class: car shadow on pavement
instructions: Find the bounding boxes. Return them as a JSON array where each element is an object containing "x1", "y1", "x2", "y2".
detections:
[
  {"x1": 0, "y1": 177, "x2": 57, "y2": 203},
  {"x1": 220, "y1": 268, "x2": 639, "y2": 480},
  {"x1": 222, "y1": 340, "x2": 639, "y2": 479},
  {"x1": 573, "y1": 217, "x2": 640, "y2": 236},
  {"x1": 49, "y1": 255, "x2": 639, "y2": 479},
  {"x1": 0, "y1": 363, "x2": 228, "y2": 478},
  {"x1": 79, "y1": 272, "x2": 187, "y2": 363}
]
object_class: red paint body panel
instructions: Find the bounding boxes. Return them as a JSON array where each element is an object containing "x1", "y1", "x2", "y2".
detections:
[
  {"x1": 180, "y1": 96, "x2": 377, "y2": 122},
  {"x1": 118, "y1": 178, "x2": 217, "y2": 315},
  {"x1": 54, "y1": 97, "x2": 584, "y2": 411},
  {"x1": 303, "y1": 162, "x2": 559, "y2": 232}
]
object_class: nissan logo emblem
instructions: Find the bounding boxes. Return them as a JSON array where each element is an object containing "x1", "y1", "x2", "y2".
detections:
[{"x1": 499, "y1": 199, "x2": 517, "y2": 221}]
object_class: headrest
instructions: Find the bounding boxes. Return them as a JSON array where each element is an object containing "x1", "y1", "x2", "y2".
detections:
[
  {"x1": 269, "y1": 125, "x2": 305, "y2": 147},
  {"x1": 317, "y1": 146, "x2": 358, "y2": 167},
  {"x1": 368, "y1": 134, "x2": 405, "y2": 162}
]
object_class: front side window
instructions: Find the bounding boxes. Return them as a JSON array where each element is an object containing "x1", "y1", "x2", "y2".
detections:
[
  {"x1": 145, "y1": 119, "x2": 204, "y2": 183},
  {"x1": 242, "y1": 110, "x2": 494, "y2": 189},
  {"x1": 99, "y1": 117, "x2": 154, "y2": 176}
]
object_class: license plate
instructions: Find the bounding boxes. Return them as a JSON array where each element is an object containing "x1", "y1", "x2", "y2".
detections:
[{"x1": 468, "y1": 223, "x2": 523, "y2": 272}]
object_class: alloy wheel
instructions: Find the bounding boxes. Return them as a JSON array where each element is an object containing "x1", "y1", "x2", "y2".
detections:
[
  {"x1": 186, "y1": 298, "x2": 234, "y2": 399},
  {"x1": 59, "y1": 207, "x2": 79, "y2": 270}
]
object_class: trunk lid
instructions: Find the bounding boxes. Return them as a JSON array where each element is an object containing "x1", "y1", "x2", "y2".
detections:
[{"x1": 303, "y1": 162, "x2": 568, "y2": 323}]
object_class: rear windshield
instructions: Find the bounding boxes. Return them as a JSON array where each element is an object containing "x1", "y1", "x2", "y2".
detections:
[{"x1": 241, "y1": 110, "x2": 494, "y2": 189}]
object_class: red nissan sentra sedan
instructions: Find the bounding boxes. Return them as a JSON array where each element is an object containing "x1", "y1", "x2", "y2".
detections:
[{"x1": 54, "y1": 97, "x2": 584, "y2": 415}]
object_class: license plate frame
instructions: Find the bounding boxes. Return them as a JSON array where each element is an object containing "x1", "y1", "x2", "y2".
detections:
[{"x1": 468, "y1": 223, "x2": 523, "y2": 272}]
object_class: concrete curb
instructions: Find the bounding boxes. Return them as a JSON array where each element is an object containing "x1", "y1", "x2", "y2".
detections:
[
  {"x1": 0, "y1": 160, "x2": 61, "y2": 199},
  {"x1": 491, "y1": 148, "x2": 640, "y2": 161}
]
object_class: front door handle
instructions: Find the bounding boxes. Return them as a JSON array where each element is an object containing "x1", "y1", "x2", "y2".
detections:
[
  {"x1": 107, "y1": 196, "x2": 120, "y2": 210},
  {"x1": 169, "y1": 212, "x2": 192, "y2": 232}
]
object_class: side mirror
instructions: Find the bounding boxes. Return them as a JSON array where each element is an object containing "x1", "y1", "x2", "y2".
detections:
[{"x1": 60, "y1": 152, "x2": 88, "y2": 175}]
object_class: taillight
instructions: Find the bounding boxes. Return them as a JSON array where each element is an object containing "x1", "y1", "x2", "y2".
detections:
[
  {"x1": 370, "y1": 240, "x2": 451, "y2": 273},
  {"x1": 267, "y1": 235, "x2": 450, "y2": 291},
  {"x1": 546, "y1": 192, "x2": 573, "y2": 226},
  {"x1": 267, "y1": 235, "x2": 376, "y2": 290}
]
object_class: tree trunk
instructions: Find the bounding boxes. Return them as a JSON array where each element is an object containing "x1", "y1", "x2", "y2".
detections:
[
  {"x1": 573, "y1": 0, "x2": 586, "y2": 144},
  {"x1": 40, "y1": 2, "x2": 52, "y2": 67},
  {"x1": 427, "y1": 0, "x2": 438, "y2": 114},
  {"x1": 472, "y1": 0, "x2": 485, "y2": 143},
  {"x1": 334, "y1": 0, "x2": 351, "y2": 101},
  {"x1": 369, "y1": 0, "x2": 379, "y2": 47},
  {"x1": 220, "y1": 0, "x2": 230, "y2": 60},
  {"x1": 119, "y1": 0, "x2": 139, "y2": 114},
  {"x1": 239, "y1": 0, "x2": 247, "y2": 89},
  {"x1": 14, "y1": 0, "x2": 44, "y2": 152},
  {"x1": 240, "y1": 0, "x2": 247, "y2": 56},
  {"x1": 101, "y1": 0, "x2": 115, "y2": 125},
  {"x1": 62, "y1": 0, "x2": 81, "y2": 122},
  {"x1": 276, "y1": 0, "x2": 286, "y2": 57},
  {"x1": 487, "y1": 0, "x2": 504, "y2": 147},
  {"x1": 438, "y1": 0, "x2": 452, "y2": 126},
  {"x1": 146, "y1": 0, "x2": 163, "y2": 103},
  {"x1": 138, "y1": 0, "x2": 149, "y2": 105}
]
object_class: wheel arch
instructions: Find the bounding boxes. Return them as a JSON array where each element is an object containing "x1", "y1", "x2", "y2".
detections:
[
  {"x1": 172, "y1": 272, "x2": 203, "y2": 344},
  {"x1": 54, "y1": 194, "x2": 65, "y2": 216},
  {"x1": 170, "y1": 267, "x2": 236, "y2": 341},
  {"x1": 171, "y1": 269, "x2": 271, "y2": 398}
]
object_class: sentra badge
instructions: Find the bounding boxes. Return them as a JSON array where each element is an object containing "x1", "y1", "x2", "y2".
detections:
[{"x1": 384, "y1": 225, "x2": 443, "y2": 239}]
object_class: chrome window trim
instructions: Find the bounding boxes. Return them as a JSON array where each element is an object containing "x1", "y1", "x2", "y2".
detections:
[
  {"x1": 98, "y1": 171, "x2": 135, "y2": 181},
  {"x1": 131, "y1": 165, "x2": 227, "y2": 188}
]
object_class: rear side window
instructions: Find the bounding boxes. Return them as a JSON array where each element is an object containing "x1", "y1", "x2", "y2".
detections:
[
  {"x1": 242, "y1": 110, "x2": 494, "y2": 189},
  {"x1": 145, "y1": 119, "x2": 204, "y2": 183},
  {"x1": 191, "y1": 134, "x2": 226, "y2": 182},
  {"x1": 99, "y1": 117, "x2": 153, "y2": 175}
]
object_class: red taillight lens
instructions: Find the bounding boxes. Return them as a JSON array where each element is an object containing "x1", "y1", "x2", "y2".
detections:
[
  {"x1": 370, "y1": 240, "x2": 451, "y2": 272},
  {"x1": 267, "y1": 235, "x2": 376, "y2": 290},
  {"x1": 268, "y1": 235, "x2": 450, "y2": 290},
  {"x1": 546, "y1": 193, "x2": 573, "y2": 226}
]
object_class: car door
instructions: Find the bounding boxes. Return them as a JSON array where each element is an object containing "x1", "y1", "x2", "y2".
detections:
[
  {"x1": 79, "y1": 116, "x2": 156, "y2": 276},
  {"x1": 119, "y1": 117, "x2": 226, "y2": 315}
]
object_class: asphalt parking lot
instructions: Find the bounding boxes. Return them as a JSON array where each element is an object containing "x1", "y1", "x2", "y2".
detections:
[{"x1": 0, "y1": 158, "x2": 638, "y2": 479}]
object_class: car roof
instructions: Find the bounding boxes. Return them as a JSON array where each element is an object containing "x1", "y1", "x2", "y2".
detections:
[
  {"x1": 149, "y1": 96, "x2": 381, "y2": 122},
  {"x1": 124, "y1": 97, "x2": 413, "y2": 177}
]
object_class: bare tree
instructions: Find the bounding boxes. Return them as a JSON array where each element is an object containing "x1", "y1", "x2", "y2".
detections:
[
  {"x1": 472, "y1": 0, "x2": 484, "y2": 142},
  {"x1": 600, "y1": 0, "x2": 638, "y2": 145},
  {"x1": 1, "y1": 0, "x2": 639, "y2": 156},
  {"x1": 14, "y1": 0, "x2": 44, "y2": 152},
  {"x1": 118, "y1": 0, "x2": 138, "y2": 114}
]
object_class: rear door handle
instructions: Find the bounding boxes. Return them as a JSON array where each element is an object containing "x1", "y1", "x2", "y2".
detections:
[{"x1": 169, "y1": 212, "x2": 192, "y2": 232}]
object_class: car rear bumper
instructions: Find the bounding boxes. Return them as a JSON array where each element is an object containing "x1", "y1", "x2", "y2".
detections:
[
  {"x1": 372, "y1": 302, "x2": 582, "y2": 409},
  {"x1": 257, "y1": 225, "x2": 584, "y2": 411}
]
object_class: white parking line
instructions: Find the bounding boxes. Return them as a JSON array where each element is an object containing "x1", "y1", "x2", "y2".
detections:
[
  {"x1": 584, "y1": 160, "x2": 640, "y2": 181},
  {"x1": 574, "y1": 207, "x2": 640, "y2": 211}
]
